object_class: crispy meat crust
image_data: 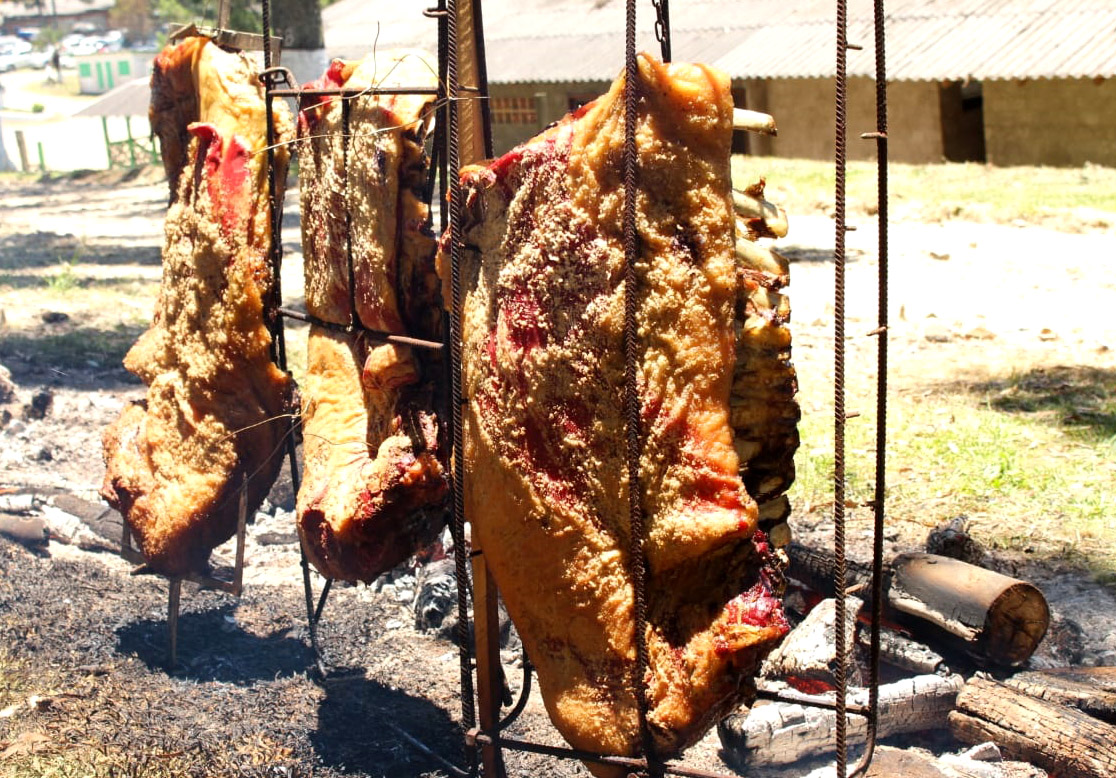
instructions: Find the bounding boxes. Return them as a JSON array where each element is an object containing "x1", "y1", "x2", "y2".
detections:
[
  {"x1": 295, "y1": 51, "x2": 448, "y2": 582},
  {"x1": 441, "y1": 54, "x2": 790, "y2": 772},
  {"x1": 101, "y1": 37, "x2": 295, "y2": 576}
]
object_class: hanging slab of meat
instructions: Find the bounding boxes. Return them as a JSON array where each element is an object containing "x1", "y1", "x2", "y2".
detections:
[
  {"x1": 442, "y1": 54, "x2": 794, "y2": 770},
  {"x1": 731, "y1": 180, "x2": 799, "y2": 530},
  {"x1": 295, "y1": 51, "x2": 448, "y2": 583},
  {"x1": 101, "y1": 36, "x2": 295, "y2": 576}
]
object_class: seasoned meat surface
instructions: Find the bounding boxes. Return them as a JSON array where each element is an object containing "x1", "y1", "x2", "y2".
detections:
[
  {"x1": 295, "y1": 51, "x2": 448, "y2": 582},
  {"x1": 441, "y1": 54, "x2": 792, "y2": 772},
  {"x1": 101, "y1": 37, "x2": 295, "y2": 576}
]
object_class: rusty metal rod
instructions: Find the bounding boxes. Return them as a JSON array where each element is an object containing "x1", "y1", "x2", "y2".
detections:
[
  {"x1": 270, "y1": 86, "x2": 441, "y2": 97},
  {"x1": 833, "y1": 0, "x2": 852, "y2": 770},
  {"x1": 755, "y1": 687, "x2": 872, "y2": 716},
  {"x1": 276, "y1": 308, "x2": 445, "y2": 351}
]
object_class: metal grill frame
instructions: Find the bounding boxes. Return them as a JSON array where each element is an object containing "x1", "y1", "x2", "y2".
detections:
[{"x1": 249, "y1": 0, "x2": 894, "y2": 774}]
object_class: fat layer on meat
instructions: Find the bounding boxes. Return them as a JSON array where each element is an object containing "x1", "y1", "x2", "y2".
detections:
[
  {"x1": 441, "y1": 54, "x2": 791, "y2": 772},
  {"x1": 101, "y1": 37, "x2": 295, "y2": 576},
  {"x1": 295, "y1": 50, "x2": 448, "y2": 582}
]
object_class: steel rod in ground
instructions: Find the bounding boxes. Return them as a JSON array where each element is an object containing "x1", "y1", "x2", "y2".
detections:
[
  {"x1": 621, "y1": 0, "x2": 659, "y2": 775},
  {"x1": 833, "y1": 0, "x2": 852, "y2": 773},
  {"x1": 755, "y1": 688, "x2": 872, "y2": 717},
  {"x1": 469, "y1": 731, "x2": 744, "y2": 778},
  {"x1": 313, "y1": 578, "x2": 333, "y2": 624},
  {"x1": 445, "y1": 0, "x2": 480, "y2": 772},
  {"x1": 269, "y1": 86, "x2": 440, "y2": 97},
  {"x1": 166, "y1": 578, "x2": 182, "y2": 670},
  {"x1": 850, "y1": 0, "x2": 889, "y2": 775}
]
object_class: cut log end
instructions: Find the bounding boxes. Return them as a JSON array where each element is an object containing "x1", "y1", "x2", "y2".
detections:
[
  {"x1": 733, "y1": 107, "x2": 777, "y2": 136},
  {"x1": 986, "y1": 582, "x2": 1051, "y2": 666}
]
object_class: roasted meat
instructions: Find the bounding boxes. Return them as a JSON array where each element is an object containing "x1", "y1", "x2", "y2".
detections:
[
  {"x1": 441, "y1": 54, "x2": 793, "y2": 770},
  {"x1": 101, "y1": 36, "x2": 295, "y2": 576},
  {"x1": 731, "y1": 181, "x2": 799, "y2": 530},
  {"x1": 295, "y1": 51, "x2": 448, "y2": 583}
]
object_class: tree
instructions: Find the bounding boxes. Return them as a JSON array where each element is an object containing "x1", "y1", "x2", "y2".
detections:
[
  {"x1": 109, "y1": 0, "x2": 156, "y2": 40},
  {"x1": 151, "y1": 0, "x2": 260, "y2": 37},
  {"x1": 272, "y1": 0, "x2": 323, "y2": 50}
]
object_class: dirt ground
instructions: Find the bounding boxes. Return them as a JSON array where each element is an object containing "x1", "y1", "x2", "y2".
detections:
[{"x1": 1, "y1": 168, "x2": 1115, "y2": 776}]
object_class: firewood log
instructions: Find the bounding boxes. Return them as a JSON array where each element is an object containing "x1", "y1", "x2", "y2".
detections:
[
  {"x1": 719, "y1": 673, "x2": 963, "y2": 767},
  {"x1": 787, "y1": 544, "x2": 1050, "y2": 666},
  {"x1": 1003, "y1": 667, "x2": 1116, "y2": 724},
  {"x1": 949, "y1": 675, "x2": 1116, "y2": 778}
]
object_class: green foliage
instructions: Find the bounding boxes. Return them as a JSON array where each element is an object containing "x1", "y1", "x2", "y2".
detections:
[
  {"x1": 152, "y1": 0, "x2": 260, "y2": 34},
  {"x1": 45, "y1": 261, "x2": 77, "y2": 292},
  {"x1": 109, "y1": 0, "x2": 156, "y2": 38},
  {"x1": 33, "y1": 27, "x2": 63, "y2": 50},
  {"x1": 791, "y1": 378, "x2": 1116, "y2": 578}
]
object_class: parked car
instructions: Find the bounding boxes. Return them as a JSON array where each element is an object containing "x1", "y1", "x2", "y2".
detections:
[{"x1": 0, "y1": 38, "x2": 52, "y2": 70}]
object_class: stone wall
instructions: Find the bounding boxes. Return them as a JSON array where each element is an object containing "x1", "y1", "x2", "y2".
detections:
[
  {"x1": 740, "y1": 76, "x2": 946, "y2": 164},
  {"x1": 983, "y1": 77, "x2": 1116, "y2": 167}
]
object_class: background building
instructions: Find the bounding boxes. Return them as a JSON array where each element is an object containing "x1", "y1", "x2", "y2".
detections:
[{"x1": 322, "y1": 0, "x2": 1116, "y2": 166}]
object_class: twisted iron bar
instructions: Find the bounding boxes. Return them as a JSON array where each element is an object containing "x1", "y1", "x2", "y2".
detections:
[
  {"x1": 850, "y1": 0, "x2": 889, "y2": 773},
  {"x1": 621, "y1": 2, "x2": 660, "y2": 777},
  {"x1": 832, "y1": 0, "x2": 851, "y2": 771},
  {"x1": 445, "y1": 0, "x2": 480, "y2": 772}
]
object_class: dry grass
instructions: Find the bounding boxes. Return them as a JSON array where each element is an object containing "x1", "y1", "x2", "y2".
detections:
[
  {"x1": 733, "y1": 156, "x2": 1116, "y2": 228},
  {"x1": 790, "y1": 345, "x2": 1116, "y2": 580}
]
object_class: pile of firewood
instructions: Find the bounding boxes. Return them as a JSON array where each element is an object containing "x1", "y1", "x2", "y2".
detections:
[{"x1": 718, "y1": 530, "x2": 1116, "y2": 778}]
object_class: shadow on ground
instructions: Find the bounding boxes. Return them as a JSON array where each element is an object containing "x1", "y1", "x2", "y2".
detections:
[
  {"x1": 0, "y1": 272, "x2": 159, "y2": 291},
  {"x1": 115, "y1": 602, "x2": 312, "y2": 684},
  {"x1": 961, "y1": 365, "x2": 1116, "y2": 442},
  {"x1": 0, "y1": 325, "x2": 146, "y2": 385},
  {"x1": 313, "y1": 670, "x2": 466, "y2": 777},
  {"x1": 0, "y1": 232, "x2": 161, "y2": 270}
]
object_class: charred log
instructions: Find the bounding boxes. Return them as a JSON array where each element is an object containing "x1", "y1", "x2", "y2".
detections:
[
  {"x1": 950, "y1": 675, "x2": 1116, "y2": 778},
  {"x1": 787, "y1": 544, "x2": 1049, "y2": 667}
]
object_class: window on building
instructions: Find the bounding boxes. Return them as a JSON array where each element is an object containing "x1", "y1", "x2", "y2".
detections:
[{"x1": 490, "y1": 96, "x2": 538, "y2": 124}]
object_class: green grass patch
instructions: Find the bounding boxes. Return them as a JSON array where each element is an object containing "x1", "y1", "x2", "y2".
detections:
[
  {"x1": 732, "y1": 156, "x2": 1116, "y2": 226},
  {"x1": 792, "y1": 378, "x2": 1116, "y2": 578}
]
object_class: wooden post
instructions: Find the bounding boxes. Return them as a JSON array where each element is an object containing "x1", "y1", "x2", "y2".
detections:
[
  {"x1": 101, "y1": 117, "x2": 113, "y2": 169},
  {"x1": 15, "y1": 130, "x2": 30, "y2": 172},
  {"x1": 451, "y1": 1, "x2": 498, "y2": 772},
  {"x1": 471, "y1": 552, "x2": 505, "y2": 776}
]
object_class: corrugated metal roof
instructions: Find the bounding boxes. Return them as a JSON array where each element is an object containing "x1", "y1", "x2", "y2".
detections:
[
  {"x1": 322, "y1": 0, "x2": 1116, "y2": 83},
  {"x1": 73, "y1": 77, "x2": 150, "y2": 117}
]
